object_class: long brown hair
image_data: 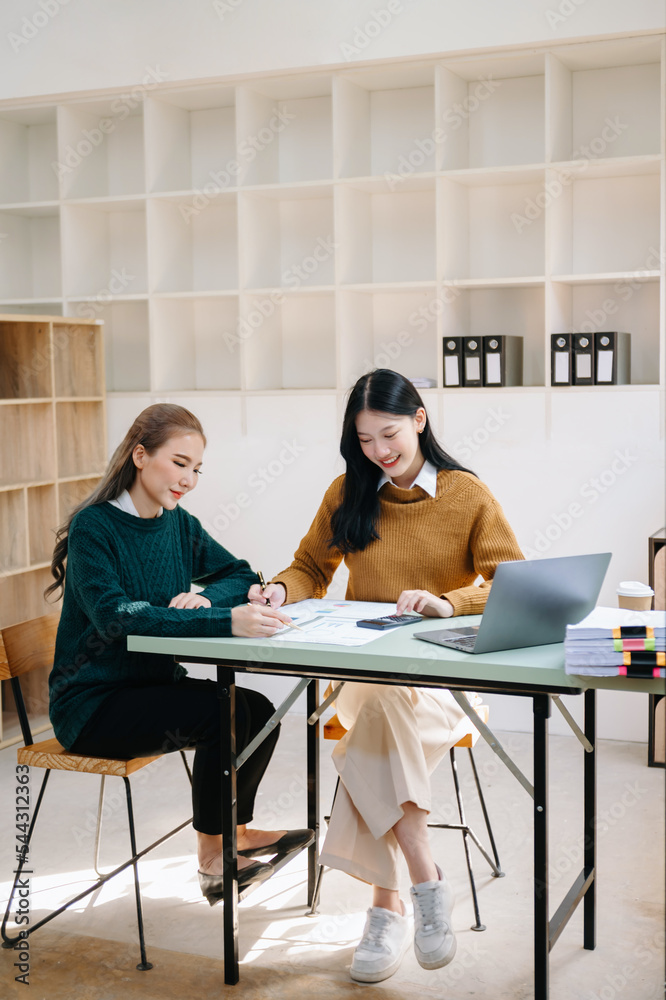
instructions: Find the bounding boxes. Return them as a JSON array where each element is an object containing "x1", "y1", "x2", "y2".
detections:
[{"x1": 46, "y1": 403, "x2": 206, "y2": 600}]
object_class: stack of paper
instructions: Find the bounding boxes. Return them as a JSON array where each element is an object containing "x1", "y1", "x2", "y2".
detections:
[
  {"x1": 409, "y1": 377, "x2": 437, "y2": 388},
  {"x1": 564, "y1": 607, "x2": 666, "y2": 677}
]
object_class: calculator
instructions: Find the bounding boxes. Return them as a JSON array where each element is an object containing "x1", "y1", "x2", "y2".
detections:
[{"x1": 356, "y1": 614, "x2": 423, "y2": 630}]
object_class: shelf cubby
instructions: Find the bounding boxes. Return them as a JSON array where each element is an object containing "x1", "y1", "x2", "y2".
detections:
[
  {"x1": 438, "y1": 52, "x2": 546, "y2": 170},
  {"x1": 335, "y1": 66, "x2": 435, "y2": 178},
  {"x1": 151, "y1": 295, "x2": 241, "y2": 391},
  {"x1": 0, "y1": 206, "x2": 61, "y2": 300},
  {"x1": 242, "y1": 292, "x2": 335, "y2": 390},
  {"x1": 0, "y1": 489, "x2": 27, "y2": 573},
  {"x1": 338, "y1": 179, "x2": 436, "y2": 284},
  {"x1": 58, "y1": 476, "x2": 102, "y2": 518},
  {"x1": 439, "y1": 175, "x2": 546, "y2": 280},
  {"x1": 550, "y1": 276, "x2": 661, "y2": 385},
  {"x1": 240, "y1": 186, "x2": 335, "y2": 289},
  {"x1": 548, "y1": 37, "x2": 663, "y2": 163},
  {"x1": 549, "y1": 168, "x2": 661, "y2": 276},
  {"x1": 89, "y1": 299, "x2": 150, "y2": 392},
  {"x1": 58, "y1": 100, "x2": 145, "y2": 199},
  {"x1": 145, "y1": 86, "x2": 237, "y2": 193},
  {"x1": 149, "y1": 194, "x2": 239, "y2": 292},
  {"x1": 61, "y1": 200, "x2": 148, "y2": 297},
  {"x1": 0, "y1": 107, "x2": 59, "y2": 203},
  {"x1": 55, "y1": 401, "x2": 106, "y2": 479},
  {"x1": 237, "y1": 75, "x2": 333, "y2": 186},
  {"x1": 338, "y1": 286, "x2": 439, "y2": 388},
  {"x1": 0, "y1": 402, "x2": 55, "y2": 487},
  {"x1": 0, "y1": 566, "x2": 54, "y2": 631},
  {"x1": 53, "y1": 322, "x2": 104, "y2": 397},
  {"x1": 442, "y1": 283, "x2": 546, "y2": 387},
  {"x1": 0, "y1": 318, "x2": 52, "y2": 399},
  {"x1": 27, "y1": 484, "x2": 57, "y2": 565}
]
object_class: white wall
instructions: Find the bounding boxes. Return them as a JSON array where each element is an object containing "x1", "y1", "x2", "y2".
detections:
[{"x1": 1, "y1": 0, "x2": 665, "y2": 101}]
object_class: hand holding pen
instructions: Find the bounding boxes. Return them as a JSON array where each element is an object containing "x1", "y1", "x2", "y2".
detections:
[{"x1": 247, "y1": 573, "x2": 303, "y2": 631}]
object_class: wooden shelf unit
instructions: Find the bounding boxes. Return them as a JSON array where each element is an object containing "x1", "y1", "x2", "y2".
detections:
[
  {"x1": 0, "y1": 32, "x2": 662, "y2": 396},
  {"x1": 0, "y1": 313, "x2": 106, "y2": 747}
]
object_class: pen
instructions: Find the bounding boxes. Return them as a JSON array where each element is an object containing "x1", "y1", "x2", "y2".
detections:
[{"x1": 256, "y1": 569, "x2": 270, "y2": 606}]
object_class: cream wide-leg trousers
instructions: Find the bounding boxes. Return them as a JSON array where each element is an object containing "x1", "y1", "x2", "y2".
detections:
[{"x1": 318, "y1": 682, "x2": 477, "y2": 890}]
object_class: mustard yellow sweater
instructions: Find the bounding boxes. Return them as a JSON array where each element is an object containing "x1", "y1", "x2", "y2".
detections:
[{"x1": 274, "y1": 470, "x2": 523, "y2": 616}]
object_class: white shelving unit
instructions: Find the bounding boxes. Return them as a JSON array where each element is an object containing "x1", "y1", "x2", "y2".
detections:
[{"x1": 0, "y1": 32, "x2": 663, "y2": 396}]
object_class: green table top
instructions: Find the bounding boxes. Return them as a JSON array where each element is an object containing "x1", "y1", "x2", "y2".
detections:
[{"x1": 128, "y1": 615, "x2": 664, "y2": 697}]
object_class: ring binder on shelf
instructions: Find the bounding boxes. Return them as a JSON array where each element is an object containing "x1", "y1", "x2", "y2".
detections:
[
  {"x1": 594, "y1": 331, "x2": 631, "y2": 385},
  {"x1": 551, "y1": 334, "x2": 572, "y2": 386},
  {"x1": 462, "y1": 338, "x2": 483, "y2": 387},
  {"x1": 442, "y1": 337, "x2": 463, "y2": 387},
  {"x1": 482, "y1": 336, "x2": 523, "y2": 387},
  {"x1": 572, "y1": 334, "x2": 594, "y2": 386}
]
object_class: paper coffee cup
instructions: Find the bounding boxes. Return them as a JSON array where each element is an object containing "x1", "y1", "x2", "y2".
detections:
[{"x1": 617, "y1": 580, "x2": 654, "y2": 611}]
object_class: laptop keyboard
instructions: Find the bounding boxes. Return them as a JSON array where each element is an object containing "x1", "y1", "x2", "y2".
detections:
[{"x1": 452, "y1": 635, "x2": 477, "y2": 650}]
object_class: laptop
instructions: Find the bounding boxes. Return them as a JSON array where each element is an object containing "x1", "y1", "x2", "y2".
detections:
[{"x1": 414, "y1": 552, "x2": 611, "y2": 654}]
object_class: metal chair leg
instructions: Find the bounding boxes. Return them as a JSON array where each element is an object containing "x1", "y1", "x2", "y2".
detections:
[
  {"x1": 1, "y1": 770, "x2": 51, "y2": 948},
  {"x1": 450, "y1": 749, "x2": 485, "y2": 932},
  {"x1": 122, "y1": 777, "x2": 153, "y2": 971},
  {"x1": 467, "y1": 747, "x2": 503, "y2": 874},
  {"x1": 305, "y1": 776, "x2": 340, "y2": 917}
]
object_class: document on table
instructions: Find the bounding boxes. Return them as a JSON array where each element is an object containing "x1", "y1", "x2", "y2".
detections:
[{"x1": 270, "y1": 598, "x2": 416, "y2": 646}]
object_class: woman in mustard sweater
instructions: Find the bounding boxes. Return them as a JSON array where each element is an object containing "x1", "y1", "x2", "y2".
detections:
[{"x1": 249, "y1": 368, "x2": 523, "y2": 983}]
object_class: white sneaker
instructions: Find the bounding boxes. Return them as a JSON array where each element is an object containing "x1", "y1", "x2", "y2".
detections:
[
  {"x1": 410, "y1": 865, "x2": 457, "y2": 970},
  {"x1": 350, "y1": 903, "x2": 411, "y2": 983}
]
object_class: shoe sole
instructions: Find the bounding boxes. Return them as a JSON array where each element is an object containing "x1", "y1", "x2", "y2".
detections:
[
  {"x1": 415, "y1": 933, "x2": 457, "y2": 971},
  {"x1": 350, "y1": 936, "x2": 411, "y2": 983}
]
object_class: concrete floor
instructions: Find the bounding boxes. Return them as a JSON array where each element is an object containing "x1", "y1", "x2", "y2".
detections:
[{"x1": 0, "y1": 714, "x2": 663, "y2": 999}]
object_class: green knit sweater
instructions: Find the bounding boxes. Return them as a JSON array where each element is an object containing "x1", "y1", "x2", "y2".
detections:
[{"x1": 49, "y1": 502, "x2": 258, "y2": 749}]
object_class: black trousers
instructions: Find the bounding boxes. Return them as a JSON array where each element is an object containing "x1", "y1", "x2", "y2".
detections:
[{"x1": 69, "y1": 677, "x2": 279, "y2": 834}]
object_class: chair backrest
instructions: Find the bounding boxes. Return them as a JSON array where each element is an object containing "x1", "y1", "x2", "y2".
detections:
[{"x1": 0, "y1": 613, "x2": 60, "y2": 681}]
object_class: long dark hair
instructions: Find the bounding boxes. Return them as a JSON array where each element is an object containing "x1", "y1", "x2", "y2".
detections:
[
  {"x1": 329, "y1": 369, "x2": 476, "y2": 553},
  {"x1": 46, "y1": 403, "x2": 206, "y2": 600}
]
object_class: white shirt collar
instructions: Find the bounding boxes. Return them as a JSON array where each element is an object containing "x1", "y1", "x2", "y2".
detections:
[
  {"x1": 377, "y1": 459, "x2": 438, "y2": 497},
  {"x1": 109, "y1": 489, "x2": 162, "y2": 517}
]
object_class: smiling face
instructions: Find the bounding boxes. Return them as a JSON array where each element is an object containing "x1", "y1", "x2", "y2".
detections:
[
  {"x1": 355, "y1": 407, "x2": 426, "y2": 489},
  {"x1": 129, "y1": 432, "x2": 204, "y2": 518}
]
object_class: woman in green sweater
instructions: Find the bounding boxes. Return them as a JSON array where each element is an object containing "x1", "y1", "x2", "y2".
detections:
[{"x1": 48, "y1": 403, "x2": 313, "y2": 900}]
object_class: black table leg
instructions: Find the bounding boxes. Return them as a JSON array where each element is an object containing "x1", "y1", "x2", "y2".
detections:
[
  {"x1": 306, "y1": 678, "x2": 320, "y2": 905},
  {"x1": 534, "y1": 693, "x2": 550, "y2": 1000},
  {"x1": 583, "y1": 688, "x2": 596, "y2": 950},
  {"x1": 218, "y1": 665, "x2": 239, "y2": 986}
]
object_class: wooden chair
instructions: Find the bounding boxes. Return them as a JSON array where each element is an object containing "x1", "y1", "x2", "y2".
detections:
[
  {"x1": 0, "y1": 613, "x2": 193, "y2": 970},
  {"x1": 308, "y1": 695, "x2": 504, "y2": 931}
]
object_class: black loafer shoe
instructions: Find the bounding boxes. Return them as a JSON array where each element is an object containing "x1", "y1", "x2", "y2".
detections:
[
  {"x1": 198, "y1": 860, "x2": 274, "y2": 905},
  {"x1": 237, "y1": 828, "x2": 315, "y2": 858}
]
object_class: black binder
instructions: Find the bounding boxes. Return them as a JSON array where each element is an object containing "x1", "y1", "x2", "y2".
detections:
[
  {"x1": 594, "y1": 331, "x2": 631, "y2": 385},
  {"x1": 462, "y1": 338, "x2": 483, "y2": 387},
  {"x1": 442, "y1": 337, "x2": 463, "y2": 387},
  {"x1": 572, "y1": 334, "x2": 594, "y2": 386},
  {"x1": 482, "y1": 336, "x2": 523, "y2": 387},
  {"x1": 551, "y1": 333, "x2": 572, "y2": 386}
]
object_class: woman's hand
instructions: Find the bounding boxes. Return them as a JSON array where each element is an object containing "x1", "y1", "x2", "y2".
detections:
[
  {"x1": 231, "y1": 603, "x2": 293, "y2": 638},
  {"x1": 247, "y1": 582, "x2": 286, "y2": 608},
  {"x1": 169, "y1": 593, "x2": 212, "y2": 609},
  {"x1": 396, "y1": 590, "x2": 454, "y2": 618}
]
